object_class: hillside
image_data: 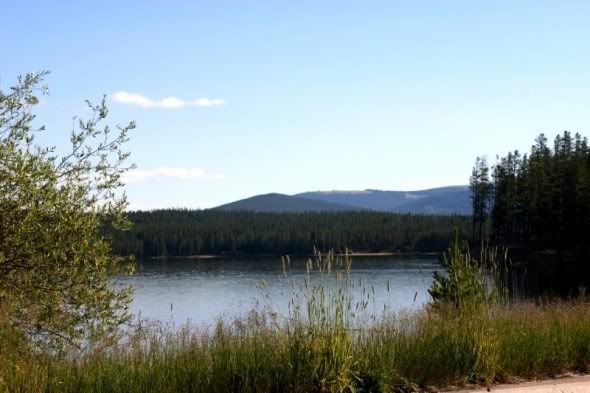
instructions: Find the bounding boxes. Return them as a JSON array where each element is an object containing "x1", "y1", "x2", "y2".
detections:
[
  {"x1": 214, "y1": 187, "x2": 471, "y2": 214},
  {"x1": 112, "y1": 210, "x2": 472, "y2": 257},
  {"x1": 296, "y1": 186, "x2": 470, "y2": 214},
  {"x1": 214, "y1": 193, "x2": 362, "y2": 212}
]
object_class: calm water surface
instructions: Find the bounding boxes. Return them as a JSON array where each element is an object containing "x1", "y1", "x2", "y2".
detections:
[{"x1": 116, "y1": 256, "x2": 443, "y2": 327}]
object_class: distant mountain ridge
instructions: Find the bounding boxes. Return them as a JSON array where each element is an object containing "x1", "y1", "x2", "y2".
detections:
[
  {"x1": 297, "y1": 186, "x2": 470, "y2": 214},
  {"x1": 214, "y1": 193, "x2": 363, "y2": 213},
  {"x1": 215, "y1": 186, "x2": 471, "y2": 214}
]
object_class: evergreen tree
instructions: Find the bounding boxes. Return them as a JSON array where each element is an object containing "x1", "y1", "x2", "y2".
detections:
[
  {"x1": 109, "y1": 210, "x2": 471, "y2": 257},
  {"x1": 470, "y1": 156, "x2": 492, "y2": 245},
  {"x1": 482, "y1": 131, "x2": 590, "y2": 251}
]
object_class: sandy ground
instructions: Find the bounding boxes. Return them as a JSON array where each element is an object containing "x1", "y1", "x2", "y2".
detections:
[{"x1": 454, "y1": 375, "x2": 590, "y2": 392}]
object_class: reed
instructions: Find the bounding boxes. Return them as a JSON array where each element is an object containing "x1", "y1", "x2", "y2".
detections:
[{"x1": 2, "y1": 251, "x2": 590, "y2": 392}]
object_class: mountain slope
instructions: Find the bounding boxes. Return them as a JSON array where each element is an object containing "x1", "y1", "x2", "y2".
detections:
[
  {"x1": 296, "y1": 186, "x2": 470, "y2": 214},
  {"x1": 214, "y1": 193, "x2": 362, "y2": 212},
  {"x1": 393, "y1": 187, "x2": 471, "y2": 214}
]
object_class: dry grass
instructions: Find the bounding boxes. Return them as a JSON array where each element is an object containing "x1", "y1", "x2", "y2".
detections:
[{"x1": 2, "y1": 252, "x2": 590, "y2": 392}]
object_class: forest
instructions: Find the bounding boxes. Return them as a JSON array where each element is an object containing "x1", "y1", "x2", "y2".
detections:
[
  {"x1": 470, "y1": 131, "x2": 590, "y2": 253},
  {"x1": 110, "y1": 210, "x2": 471, "y2": 257},
  {"x1": 113, "y1": 131, "x2": 590, "y2": 260}
]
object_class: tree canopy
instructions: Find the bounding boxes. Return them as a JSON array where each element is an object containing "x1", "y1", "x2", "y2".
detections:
[
  {"x1": 470, "y1": 131, "x2": 590, "y2": 251},
  {"x1": 111, "y1": 209, "x2": 471, "y2": 257},
  {"x1": 0, "y1": 72, "x2": 135, "y2": 347}
]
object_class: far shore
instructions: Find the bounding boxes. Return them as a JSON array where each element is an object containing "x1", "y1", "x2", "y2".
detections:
[{"x1": 148, "y1": 251, "x2": 441, "y2": 260}]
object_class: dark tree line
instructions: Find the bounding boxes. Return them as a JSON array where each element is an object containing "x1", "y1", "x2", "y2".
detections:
[
  {"x1": 109, "y1": 210, "x2": 471, "y2": 258},
  {"x1": 470, "y1": 131, "x2": 590, "y2": 250}
]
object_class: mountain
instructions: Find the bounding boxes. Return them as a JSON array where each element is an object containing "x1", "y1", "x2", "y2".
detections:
[
  {"x1": 214, "y1": 193, "x2": 363, "y2": 213},
  {"x1": 214, "y1": 186, "x2": 471, "y2": 214},
  {"x1": 296, "y1": 186, "x2": 470, "y2": 214},
  {"x1": 389, "y1": 187, "x2": 471, "y2": 214}
]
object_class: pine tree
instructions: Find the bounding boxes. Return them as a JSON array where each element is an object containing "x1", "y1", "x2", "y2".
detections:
[{"x1": 470, "y1": 156, "x2": 492, "y2": 245}]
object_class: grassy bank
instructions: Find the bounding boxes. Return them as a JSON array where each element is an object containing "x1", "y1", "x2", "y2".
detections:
[
  {"x1": 2, "y1": 302, "x2": 590, "y2": 392},
  {"x1": 2, "y1": 252, "x2": 590, "y2": 392}
]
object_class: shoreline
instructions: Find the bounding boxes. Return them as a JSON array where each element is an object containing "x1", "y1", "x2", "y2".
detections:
[{"x1": 148, "y1": 251, "x2": 442, "y2": 260}]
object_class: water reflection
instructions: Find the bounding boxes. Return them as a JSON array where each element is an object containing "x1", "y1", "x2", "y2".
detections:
[{"x1": 115, "y1": 256, "x2": 443, "y2": 327}]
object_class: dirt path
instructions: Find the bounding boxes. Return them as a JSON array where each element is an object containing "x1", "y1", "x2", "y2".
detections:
[{"x1": 455, "y1": 375, "x2": 590, "y2": 392}]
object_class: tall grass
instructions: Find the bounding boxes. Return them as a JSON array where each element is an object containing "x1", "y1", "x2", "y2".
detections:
[
  {"x1": 429, "y1": 231, "x2": 511, "y2": 312},
  {"x1": 2, "y1": 250, "x2": 590, "y2": 392}
]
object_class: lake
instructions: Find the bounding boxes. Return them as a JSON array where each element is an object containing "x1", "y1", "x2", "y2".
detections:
[{"x1": 117, "y1": 256, "x2": 443, "y2": 327}]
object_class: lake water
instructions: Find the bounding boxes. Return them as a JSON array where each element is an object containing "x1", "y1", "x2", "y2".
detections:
[{"x1": 116, "y1": 256, "x2": 443, "y2": 327}]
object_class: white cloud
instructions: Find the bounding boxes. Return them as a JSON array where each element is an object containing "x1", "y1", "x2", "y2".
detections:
[
  {"x1": 112, "y1": 91, "x2": 224, "y2": 109},
  {"x1": 123, "y1": 167, "x2": 224, "y2": 183}
]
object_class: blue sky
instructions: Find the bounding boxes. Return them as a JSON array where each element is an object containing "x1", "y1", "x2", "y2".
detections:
[{"x1": 3, "y1": 1, "x2": 590, "y2": 209}]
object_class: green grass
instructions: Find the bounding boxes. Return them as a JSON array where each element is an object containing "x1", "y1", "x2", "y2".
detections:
[{"x1": 2, "y1": 252, "x2": 590, "y2": 392}]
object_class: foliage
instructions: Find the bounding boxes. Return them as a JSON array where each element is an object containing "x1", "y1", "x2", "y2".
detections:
[
  {"x1": 469, "y1": 156, "x2": 492, "y2": 245},
  {"x1": 471, "y1": 131, "x2": 590, "y2": 250},
  {"x1": 429, "y1": 231, "x2": 488, "y2": 310},
  {"x1": 3, "y1": 291, "x2": 590, "y2": 391},
  {"x1": 429, "y1": 229, "x2": 509, "y2": 312},
  {"x1": 110, "y1": 210, "x2": 471, "y2": 257},
  {"x1": 0, "y1": 72, "x2": 135, "y2": 347}
]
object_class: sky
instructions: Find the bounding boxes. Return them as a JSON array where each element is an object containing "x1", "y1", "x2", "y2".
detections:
[{"x1": 3, "y1": 1, "x2": 590, "y2": 209}]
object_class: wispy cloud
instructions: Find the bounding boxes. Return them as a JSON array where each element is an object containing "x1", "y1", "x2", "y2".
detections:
[
  {"x1": 123, "y1": 167, "x2": 224, "y2": 183},
  {"x1": 112, "y1": 91, "x2": 224, "y2": 109}
]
